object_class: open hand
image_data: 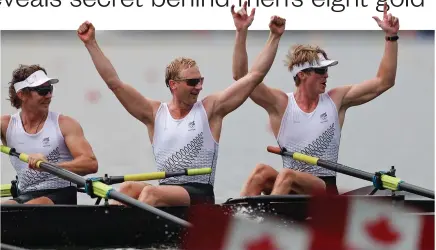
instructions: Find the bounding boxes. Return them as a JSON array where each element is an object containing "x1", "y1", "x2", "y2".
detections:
[
  {"x1": 28, "y1": 153, "x2": 48, "y2": 172},
  {"x1": 231, "y1": 1, "x2": 255, "y2": 31},
  {"x1": 77, "y1": 21, "x2": 96, "y2": 44},
  {"x1": 269, "y1": 16, "x2": 286, "y2": 36},
  {"x1": 373, "y1": 2, "x2": 399, "y2": 36}
]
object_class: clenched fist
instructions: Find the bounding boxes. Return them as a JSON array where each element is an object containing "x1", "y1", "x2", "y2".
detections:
[
  {"x1": 27, "y1": 153, "x2": 47, "y2": 172},
  {"x1": 269, "y1": 15, "x2": 286, "y2": 36},
  {"x1": 77, "y1": 21, "x2": 96, "y2": 44}
]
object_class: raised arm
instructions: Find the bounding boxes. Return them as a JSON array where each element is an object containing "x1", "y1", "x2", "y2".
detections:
[
  {"x1": 332, "y1": 3, "x2": 399, "y2": 110},
  {"x1": 77, "y1": 22, "x2": 160, "y2": 126},
  {"x1": 57, "y1": 115, "x2": 98, "y2": 176},
  {"x1": 208, "y1": 15, "x2": 285, "y2": 118},
  {"x1": 231, "y1": 3, "x2": 288, "y2": 116}
]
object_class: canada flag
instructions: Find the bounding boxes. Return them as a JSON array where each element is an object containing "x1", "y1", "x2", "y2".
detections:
[
  {"x1": 182, "y1": 205, "x2": 312, "y2": 250},
  {"x1": 308, "y1": 195, "x2": 434, "y2": 250},
  {"x1": 182, "y1": 195, "x2": 434, "y2": 250}
]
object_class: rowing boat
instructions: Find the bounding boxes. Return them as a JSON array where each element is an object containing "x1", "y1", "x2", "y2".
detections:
[
  {"x1": 1, "y1": 145, "x2": 434, "y2": 249},
  {"x1": 1, "y1": 187, "x2": 434, "y2": 249}
]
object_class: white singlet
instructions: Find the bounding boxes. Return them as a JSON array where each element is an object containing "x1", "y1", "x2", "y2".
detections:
[
  {"x1": 276, "y1": 92, "x2": 341, "y2": 176},
  {"x1": 152, "y1": 101, "x2": 219, "y2": 186},
  {"x1": 5, "y1": 111, "x2": 75, "y2": 193}
]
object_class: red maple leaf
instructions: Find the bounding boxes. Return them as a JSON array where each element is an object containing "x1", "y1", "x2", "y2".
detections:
[
  {"x1": 364, "y1": 216, "x2": 401, "y2": 245},
  {"x1": 245, "y1": 234, "x2": 280, "y2": 250}
]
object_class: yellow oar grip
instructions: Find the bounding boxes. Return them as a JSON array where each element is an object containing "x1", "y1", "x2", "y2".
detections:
[
  {"x1": 187, "y1": 168, "x2": 212, "y2": 175},
  {"x1": 293, "y1": 153, "x2": 319, "y2": 165},
  {"x1": 124, "y1": 172, "x2": 166, "y2": 181},
  {"x1": 1, "y1": 145, "x2": 11, "y2": 154},
  {"x1": 381, "y1": 175, "x2": 402, "y2": 191},
  {"x1": 1, "y1": 184, "x2": 12, "y2": 197}
]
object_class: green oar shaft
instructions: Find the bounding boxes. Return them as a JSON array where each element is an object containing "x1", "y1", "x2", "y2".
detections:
[
  {"x1": 1, "y1": 145, "x2": 192, "y2": 227},
  {"x1": 267, "y1": 146, "x2": 434, "y2": 199},
  {"x1": 108, "y1": 168, "x2": 212, "y2": 184}
]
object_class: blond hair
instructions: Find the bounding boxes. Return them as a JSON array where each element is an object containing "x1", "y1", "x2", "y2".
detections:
[
  {"x1": 285, "y1": 44, "x2": 329, "y2": 85},
  {"x1": 165, "y1": 57, "x2": 197, "y2": 88}
]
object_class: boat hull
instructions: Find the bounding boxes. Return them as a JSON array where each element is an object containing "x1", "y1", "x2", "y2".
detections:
[{"x1": 1, "y1": 194, "x2": 434, "y2": 249}]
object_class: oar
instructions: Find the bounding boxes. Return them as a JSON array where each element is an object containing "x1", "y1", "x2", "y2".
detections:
[
  {"x1": 0, "y1": 145, "x2": 192, "y2": 228},
  {"x1": 1, "y1": 184, "x2": 12, "y2": 197},
  {"x1": 267, "y1": 146, "x2": 435, "y2": 199},
  {"x1": 96, "y1": 168, "x2": 212, "y2": 185}
]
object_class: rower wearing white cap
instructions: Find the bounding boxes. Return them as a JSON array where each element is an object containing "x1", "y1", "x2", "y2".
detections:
[
  {"x1": 1, "y1": 64, "x2": 98, "y2": 205},
  {"x1": 232, "y1": 2, "x2": 399, "y2": 196}
]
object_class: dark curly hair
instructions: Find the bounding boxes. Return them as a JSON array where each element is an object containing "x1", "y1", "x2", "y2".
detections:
[{"x1": 8, "y1": 64, "x2": 47, "y2": 109}]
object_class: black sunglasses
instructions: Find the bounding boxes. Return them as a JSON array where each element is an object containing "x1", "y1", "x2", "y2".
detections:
[
  {"x1": 312, "y1": 67, "x2": 328, "y2": 75},
  {"x1": 175, "y1": 77, "x2": 204, "y2": 87},
  {"x1": 28, "y1": 85, "x2": 53, "y2": 96}
]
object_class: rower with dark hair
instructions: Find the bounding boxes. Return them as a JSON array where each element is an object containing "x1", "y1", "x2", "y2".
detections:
[{"x1": 1, "y1": 64, "x2": 99, "y2": 205}]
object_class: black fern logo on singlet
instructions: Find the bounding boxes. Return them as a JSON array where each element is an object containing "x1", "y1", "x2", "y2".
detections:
[
  {"x1": 292, "y1": 123, "x2": 335, "y2": 171},
  {"x1": 20, "y1": 146, "x2": 61, "y2": 191},
  {"x1": 46, "y1": 147, "x2": 61, "y2": 163},
  {"x1": 162, "y1": 132, "x2": 204, "y2": 172}
]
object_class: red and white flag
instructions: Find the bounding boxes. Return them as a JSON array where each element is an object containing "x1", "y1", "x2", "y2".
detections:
[
  {"x1": 183, "y1": 196, "x2": 434, "y2": 250},
  {"x1": 309, "y1": 195, "x2": 434, "y2": 250},
  {"x1": 182, "y1": 205, "x2": 312, "y2": 250}
]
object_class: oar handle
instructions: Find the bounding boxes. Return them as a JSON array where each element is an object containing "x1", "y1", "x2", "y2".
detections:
[
  {"x1": 1, "y1": 145, "x2": 193, "y2": 228},
  {"x1": 106, "y1": 168, "x2": 213, "y2": 184},
  {"x1": 266, "y1": 145, "x2": 435, "y2": 199},
  {"x1": 267, "y1": 146, "x2": 282, "y2": 155},
  {"x1": 1, "y1": 184, "x2": 12, "y2": 197}
]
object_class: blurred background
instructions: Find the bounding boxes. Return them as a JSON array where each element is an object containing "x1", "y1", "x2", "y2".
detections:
[{"x1": 1, "y1": 30, "x2": 434, "y2": 204}]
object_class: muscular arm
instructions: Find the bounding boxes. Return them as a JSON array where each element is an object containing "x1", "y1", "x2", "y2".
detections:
[
  {"x1": 232, "y1": 29, "x2": 287, "y2": 116},
  {"x1": 331, "y1": 38, "x2": 397, "y2": 110},
  {"x1": 84, "y1": 40, "x2": 160, "y2": 126},
  {"x1": 57, "y1": 115, "x2": 98, "y2": 176},
  {"x1": 1, "y1": 115, "x2": 11, "y2": 145},
  {"x1": 207, "y1": 32, "x2": 282, "y2": 118}
]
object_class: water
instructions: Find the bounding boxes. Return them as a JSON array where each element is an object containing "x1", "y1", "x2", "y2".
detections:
[{"x1": 1, "y1": 30, "x2": 434, "y2": 249}]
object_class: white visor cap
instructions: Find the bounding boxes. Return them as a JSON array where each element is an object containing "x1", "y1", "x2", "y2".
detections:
[
  {"x1": 290, "y1": 53, "x2": 338, "y2": 78},
  {"x1": 14, "y1": 70, "x2": 59, "y2": 93}
]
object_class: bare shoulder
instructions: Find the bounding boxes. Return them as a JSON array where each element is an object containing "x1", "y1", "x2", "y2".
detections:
[
  {"x1": 327, "y1": 85, "x2": 352, "y2": 109},
  {"x1": 149, "y1": 99, "x2": 163, "y2": 115},
  {"x1": 201, "y1": 93, "x2": 220, "y2": 118},
  {"x1": 1, "y1": 115, "x2": 11, "y2": 127},
  {"x1": 58, "y1": 114, "x2": 84, "y2": 136},
  {"x1": 1, "y1": 115, "x2": 11, "y2": 139}
]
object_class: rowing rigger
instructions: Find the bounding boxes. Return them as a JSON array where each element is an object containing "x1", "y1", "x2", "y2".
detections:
[
  {"x1": 267, "y1": 146, "x2": 435, "y2": 199},
  {"x1": 1, "y1": 168, "x2": 212, "y2": 198},
  {"x1": 0, "y1": 145, "x2": 194, "y2": 228}
]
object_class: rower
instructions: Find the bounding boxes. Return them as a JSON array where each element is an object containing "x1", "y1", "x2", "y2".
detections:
[
  {"x1": 76, "y1": 13, "x2": 286, "y2": 206},
  {"x1": 1, "y1": 65, "x2": 99, "y2": 205},
  {"x1": 232, "y1": 2, "x2": 399, "y2": 196}
]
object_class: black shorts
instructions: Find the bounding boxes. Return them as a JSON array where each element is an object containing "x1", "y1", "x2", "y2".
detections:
[
  {"x1": 160, "y1": 182, "x2": 215, "y2": 205},
  {"x1": 318, "y1": 176, "x2": 339, "y2": 195},
  {"x1": 11, "y1": 186, "x2": 77, "y2": 205}
]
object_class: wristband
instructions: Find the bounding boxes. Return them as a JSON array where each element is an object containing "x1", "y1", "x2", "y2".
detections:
[{"x1": 385, "y1": 35, "x2": 399, "y2": 41}]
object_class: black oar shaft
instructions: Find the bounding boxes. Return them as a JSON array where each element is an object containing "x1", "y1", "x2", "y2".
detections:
[
  {"x1": 399, "y1": 182, "x2": 434, "y2": 199},
  {"x1": 317, "y1": 159, "x2": 374, "y2": 182},
  {"x1": 1, "y1": 146, "x2": 192, "y2": 227},
  {"x1": 267, "y1": 146, "x2": 434, "y2": 199},
  {"x1": 8, "y1": 149, "x2": 86, "y2": 186},
  {"x1": 108, "y1": 191, "x2": 191, "y2": 227}
]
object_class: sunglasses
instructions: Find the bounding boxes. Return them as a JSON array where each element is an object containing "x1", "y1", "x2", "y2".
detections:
[
  {"x1": 312, "y1": 67, "x2": 328, "y2": 75},
  {"x1": 175, "y1": 77, "x2": 204, "y2": 87},
  {"x1": 28, "y1": 85, "x2": 53, "y2": 96}
]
